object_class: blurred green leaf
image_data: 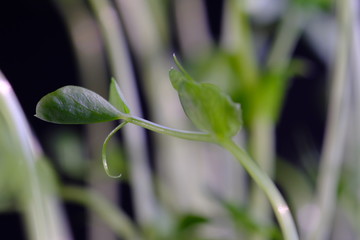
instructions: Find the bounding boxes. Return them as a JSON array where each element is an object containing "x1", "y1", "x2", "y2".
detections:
[
  {"x1": 253, "y1": 71, "x2": 287, "y2": 121},
  {"x1": 175, "y1": 214, "x2": 209, "y2": 233},
  {"x1": 169, "y1": 69, "x2": 242, "y2": 139},
  {"x1": 109, "y1": 78, "x2": 131, "y2": 114},
  {"x1": 293, "y1": 0, "x2": 332, "y2": 9},
  {"x1": 254, "y1": 59, "x2": 305, "y2": 122},
  {"x1": 35, "y1": 86, "x2": 122, "y2": 124},
  {"x1": 222, "y1": 201, "x2": 282, "y2": 239},
  {"x1": 167, "y1": 213, "x2": 210, "y2": 240},
  {"x1": 51, "y1": 130, "x2": 87, "y2": 179}
]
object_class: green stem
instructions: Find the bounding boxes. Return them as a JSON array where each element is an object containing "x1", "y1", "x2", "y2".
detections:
[
  {"x1": 220, "y1": 139, "x2": 299, "y2": 240},
  {"x1": 123, "y1": 114, "x2": 298, "y2": 239},
  {"x1": 126, "y1": 115, "x2": 214, "y2": 142},
  {"x1": 248, "y1": 117, "x2": 275, "y2": 240}
]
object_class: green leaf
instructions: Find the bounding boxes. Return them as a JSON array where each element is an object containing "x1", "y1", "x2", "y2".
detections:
[
  {"x1": 35, "y1": 86, "x2": 122, "y2": 124},
  {"x1": 109, "y1": 78, "x2": 131, "y2": 114},
  {"x1": 169, "y1": 69, "x2": 242, "y2": 139},
  {"x1": 294, "y1": 0, "x2": 331, "y2": 9},
  {"x1": 221, "y1": 200, "x2": 282, "y2": 239}
]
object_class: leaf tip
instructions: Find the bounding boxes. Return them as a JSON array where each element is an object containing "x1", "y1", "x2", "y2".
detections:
[
  {"x1": 109, "y1": 79, "x2": 131, "y2": 114},
  {"x1": 110, "y1": 77, "x2": 117, "y2": 84},
  {"x1": 172, "y1": 54, "x2": 194, "y2": 81}
]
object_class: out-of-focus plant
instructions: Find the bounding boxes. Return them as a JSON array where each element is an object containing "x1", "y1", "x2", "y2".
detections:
[{"x1": 0, "y1": 72, "x2": 71, "y2": 240}]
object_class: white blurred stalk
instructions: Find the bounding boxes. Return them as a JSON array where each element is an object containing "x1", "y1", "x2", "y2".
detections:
[
  {"x1": 221, "y1": 1, "x2": 309, "y2": 239},
  {"x1": 88, "y1": 0, "x2": 158, "y2": 228},
  {"x1": 221, "y1": 0, "x2": 259, "y2": 86},
  {"x1": 0, "y1": 72, "x2": 72, "y2": 240},
  {"x1": 114, "y1": 0, "x2": 196, "y2": 215},
  {"x1": 221, "y1": 2, "x2": 273, "y2": 239},
  {"x1": 350, "y1": 0, "x2": 360, "y2": 235},
  {"x1": 174, "y1": 0, "x2": 213, "y2": 58},
  {"x1": 266, "y1": 4, "x2": 311, "y2": 70},
  {"x1": 114, "y1": 1, "x2": 235, "y2": 226},
  {"x1": 54, "y1": 1, "x2": 118, "y2": 239},
  {"x1": 333, "y1": 0, "x2": 360, "y2": 238},
  {"x1": 261, "y1": 3, "x2": 309, "y2": 238},
  {"x1": 306, "y1": 0, "x2": 352, "y2": 239},
  {"x1": 174, "y1": 1, "x2": 246, "y2": 237}
]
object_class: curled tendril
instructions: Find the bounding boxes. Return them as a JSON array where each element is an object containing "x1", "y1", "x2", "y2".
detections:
[{"x1": 102, "y1": 121, "x2": 128, "y2": 178}]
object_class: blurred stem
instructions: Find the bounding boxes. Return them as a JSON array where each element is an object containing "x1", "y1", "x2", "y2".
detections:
[
  {"x1": 221, "y1": 0, "x2": 259, "y2": 87},
  {"x1": 308, "y1": 0, "x2": 352, "y2": 240},
  {"x1": 88, "y1": 0, "x2": 158, "y2": 227},
  {"x1": 266, "y1": 4, "x2": 309, "y2": 70},
  {"x1": 174, "y1": 0, "x2": 213, "y2": 58},
  {"x1": 62, "y1": 186, "x2": 141, "y2": 240},
  {"x1": 249, "y1": 4, "x2": 309, "y2": 240},
  {"x1": 248, "y1": 116, "x2": 275, "y2": 239},
  {"x1": 55, "y1": 1, "x2": 120, "y2": 239},
  {"x1": 0, "y1": 73, "x2": 71, "y2": 240},
  {"x1": 222, "y1": 2, "x2": 270, "y2": 238},
  {"x1": 221, "y1": 139, "x2": 299, "y2": 240},
  {"x1": 351, "y1": 0, "x2": 360, "y2": 234},
  {"x1": 248, "y1": 5, "x2": 304, "y2": 239}
]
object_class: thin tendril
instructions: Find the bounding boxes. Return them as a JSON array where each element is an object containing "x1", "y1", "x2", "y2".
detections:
[{"x1": 102, "y1": 121, "x2": 128, "y2": 178}]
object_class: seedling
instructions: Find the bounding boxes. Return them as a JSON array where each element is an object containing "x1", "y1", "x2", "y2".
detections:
[{"x1": 35, "y1": 57, "x2": 299, "y2": 240}]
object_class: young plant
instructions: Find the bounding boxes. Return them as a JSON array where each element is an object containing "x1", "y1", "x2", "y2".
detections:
[{"x1": 35, "y1": 57, "x2": 299, "y2": 240}]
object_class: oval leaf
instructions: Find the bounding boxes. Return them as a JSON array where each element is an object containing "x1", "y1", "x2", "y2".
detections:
[
  {"x1": 169, "y1": 69, "x2": 242, "y2": 139},
  {"x1": 35, "y1": 86, "x2": 122, "y2": 124}
]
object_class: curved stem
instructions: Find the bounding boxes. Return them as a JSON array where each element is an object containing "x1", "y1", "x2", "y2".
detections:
[
  {"x1": 126, "y1": 115, "x2": 214, "y2": 142},
  {"x1": 1, "y1": 73, "x2": 72, "y2": 240},
  {"x1": 61, "y1": 186, "x2": 141, "y2": 240},
  {"x1": 308, "y1": 1, "x2": 352, "y2": 239},
  {"x1": 220, "y1": 139, "x2": 299, "y2": 240},
  {"x1": 266, "y1": 4, "x2": 308, "y2": 71},
  {"x1": 121, "y1": 113, "x2": 298, "y2": 239},
  {"x1": 102, "y1": 121, "x2": 128, "y2": 178},
  {"x1": 122, "y1": 113, "x2": 298, "y2": 239},
  {"x1": 248, "y1": 117, "x2": 275, "y2": 240}
]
